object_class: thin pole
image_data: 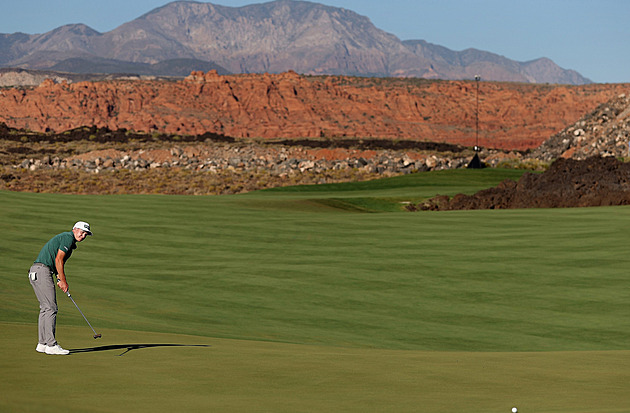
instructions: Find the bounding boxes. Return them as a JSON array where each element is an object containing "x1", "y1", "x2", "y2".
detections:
[{"x1": 475, "y1": 75, "x2": 480, "y2": 151}]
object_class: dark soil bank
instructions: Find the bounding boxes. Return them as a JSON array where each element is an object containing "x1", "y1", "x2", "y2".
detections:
[{"x1": 419, "y1": 157, "x2": 630, "y2": 210}]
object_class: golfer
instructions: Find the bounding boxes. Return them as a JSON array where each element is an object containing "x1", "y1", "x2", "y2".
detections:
[{"x1": 28, "y1": 221, "x2": 93, "y2": 355}]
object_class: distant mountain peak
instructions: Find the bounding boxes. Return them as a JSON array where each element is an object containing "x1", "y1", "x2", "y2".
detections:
[{"x1": 50, "y1": 23, "x2": 101, "y2": 36}]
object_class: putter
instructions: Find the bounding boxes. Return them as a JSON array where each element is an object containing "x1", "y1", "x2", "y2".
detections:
[{"x1": 66, "y1": 291, "x2": 102, "y2": 339}]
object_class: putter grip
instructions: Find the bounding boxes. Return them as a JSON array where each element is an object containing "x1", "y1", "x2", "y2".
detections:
[{"x1": 57, "y1": 278, "x2": 70, "y2": 296}]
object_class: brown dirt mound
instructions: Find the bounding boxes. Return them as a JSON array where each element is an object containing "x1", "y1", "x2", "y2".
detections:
[{"x1": 419, "y1": 157, "x2": 630, "y2": 210}]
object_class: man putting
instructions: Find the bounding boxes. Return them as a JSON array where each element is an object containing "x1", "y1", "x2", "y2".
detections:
[{"x1": 28, "y1": 221, "x2": 93, "y2": 355}]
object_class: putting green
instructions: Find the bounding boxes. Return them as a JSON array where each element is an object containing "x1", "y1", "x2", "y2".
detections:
[
  {"x1": 2, "y1": 322, "x2": 630, "y2": 413},
  {"x1": 2, "y1": 168, "x2": 630, "y2": 412}
]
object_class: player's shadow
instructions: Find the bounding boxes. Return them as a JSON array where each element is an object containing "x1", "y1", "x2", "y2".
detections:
[{"x1": 69, "y1": 343, "x2": 210, "y2": 356}]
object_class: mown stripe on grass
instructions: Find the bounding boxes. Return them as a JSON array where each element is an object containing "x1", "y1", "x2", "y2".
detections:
[{"x1": 2, "y1": 171, "x2": 630, "y2": 352}]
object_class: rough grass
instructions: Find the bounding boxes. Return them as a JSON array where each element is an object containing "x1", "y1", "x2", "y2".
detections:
[{"x1": 0, "y1": 165, "x2": 385, "y2": 195}]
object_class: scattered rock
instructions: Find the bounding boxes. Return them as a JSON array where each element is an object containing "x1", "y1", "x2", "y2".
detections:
[
  {"x1": 531, "y1": 93, "x2": 630, "y2": 161},
  {"x1": 14, "y1": 142, "x2": 486, "y2": 176}
]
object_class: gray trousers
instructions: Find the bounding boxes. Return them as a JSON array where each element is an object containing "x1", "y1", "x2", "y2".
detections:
[{"x1": 29, "y1": 263, "x2": 58, "y2": 346}]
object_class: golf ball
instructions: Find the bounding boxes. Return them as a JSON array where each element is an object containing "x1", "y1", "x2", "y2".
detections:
[{"x1": 512, "y1": 408, "x2": 518, "y2": 413}]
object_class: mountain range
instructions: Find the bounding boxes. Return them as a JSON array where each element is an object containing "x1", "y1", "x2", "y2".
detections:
[{"x1": 0, "y1": 0, "x2": 591, "y2": 84}]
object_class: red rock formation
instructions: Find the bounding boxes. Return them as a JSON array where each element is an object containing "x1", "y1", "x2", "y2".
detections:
[{"x1": 0, "y1": 70, "x2": 627, "y2": 150}]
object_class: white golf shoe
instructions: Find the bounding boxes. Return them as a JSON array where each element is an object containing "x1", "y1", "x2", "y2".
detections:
[
  {"x1": 36, "y1": 343, "x2": 47, "y2": 353},
  {"x1": 45, "y1": 344, "x2": 70, "y2": 355}
]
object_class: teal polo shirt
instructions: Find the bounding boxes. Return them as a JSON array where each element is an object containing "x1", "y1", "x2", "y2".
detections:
[{"x1": 34, "y1": 232, "x2": 77, "y2": 275}]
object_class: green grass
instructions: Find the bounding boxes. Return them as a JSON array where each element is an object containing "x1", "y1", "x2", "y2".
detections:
[
  {"x1": 3, "y1": 324, "x2": 630, "y2": 413},
  {"x1": 257, "y1": 167, "x2": 529, "y2": 212},
  {"x1": 2, "y1": 168, "x2": 630, "y2": 412}
]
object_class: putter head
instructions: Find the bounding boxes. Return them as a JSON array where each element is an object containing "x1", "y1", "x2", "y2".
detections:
[{"x1": 93, "y1": 334, "x2": 102, "y2": 339}]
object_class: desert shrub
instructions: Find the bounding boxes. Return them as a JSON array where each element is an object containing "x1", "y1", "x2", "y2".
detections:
[{"x1": 496, "y1": 158, "x2": 548, "y2": 171}]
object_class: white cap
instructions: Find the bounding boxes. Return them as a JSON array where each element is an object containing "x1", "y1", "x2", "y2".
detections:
[{"x1": 73, "y1": 221, "x2": 93, "y2": 235}]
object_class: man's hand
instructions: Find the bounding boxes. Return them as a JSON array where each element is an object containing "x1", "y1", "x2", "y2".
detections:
[{"x1": 57, "y1": 279, "x2": 69, "y2": 293}]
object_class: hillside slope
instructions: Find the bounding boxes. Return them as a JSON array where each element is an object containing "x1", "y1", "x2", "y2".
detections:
[{"x1": 532, "y1": 93, "x2": 630, "y2": 160}]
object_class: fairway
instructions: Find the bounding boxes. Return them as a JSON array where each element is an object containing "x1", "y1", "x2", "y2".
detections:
[{"x1": 2, "y1": 168, "x2": 630, "y2": 412}]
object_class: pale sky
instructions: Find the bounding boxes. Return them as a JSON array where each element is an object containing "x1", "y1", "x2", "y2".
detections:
[{"x1": 1, "y1": 0, "x2": 628, "y2": 84}]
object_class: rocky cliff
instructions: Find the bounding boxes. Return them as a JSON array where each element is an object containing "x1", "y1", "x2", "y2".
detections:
[{"x1": 0, "y1": 71, "x2": 626, "y2": 151}]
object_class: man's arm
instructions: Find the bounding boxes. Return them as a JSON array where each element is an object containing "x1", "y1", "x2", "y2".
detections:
[{"x1": 55, "y1": 249, "x2": 69, "y2": 293}]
